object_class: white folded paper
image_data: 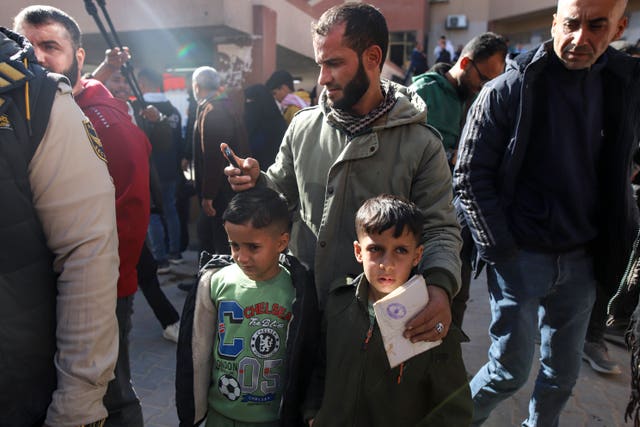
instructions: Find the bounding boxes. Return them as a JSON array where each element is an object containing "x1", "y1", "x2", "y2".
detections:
[{"x1": 372, "y1": 274, "x2": 442, "y2": 368}]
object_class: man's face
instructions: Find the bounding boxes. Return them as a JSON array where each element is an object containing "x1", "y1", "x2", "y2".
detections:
[
  {"x1": 551, "y1": 0, "x2": 627, "y2": 70},
  {"x1": 17, "y1": 21, "x2": 84, "y2": 89},
  {"x1": 105, "y1": 72, "x2": 132, "y2": 101},
  {"x1": 314, "y1": 23, "x2": 372, "y2": 112},
  {"x1": 354, "y1": 226, "x2": 423, "y2": 302},
  {"x1": 459, "y1": 52, "x2": 506, "y2": 100}
]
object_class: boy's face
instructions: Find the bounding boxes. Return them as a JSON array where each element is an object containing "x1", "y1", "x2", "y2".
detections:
[
  {"x1": 224, "y1": 221, "x2": 289, "y2": 282},
  {"x1": 354, "y1": 226, "x2": 424, "y2": 301}
]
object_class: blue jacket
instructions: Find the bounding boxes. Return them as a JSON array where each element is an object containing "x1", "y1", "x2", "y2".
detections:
[{"x1": 454, "y1": 41, "x2": 640, "y2": 291}]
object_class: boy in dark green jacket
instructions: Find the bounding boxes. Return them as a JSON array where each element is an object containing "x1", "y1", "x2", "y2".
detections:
[{"x1": 304, "y1": 195, "x2": 472, "y2": 426}]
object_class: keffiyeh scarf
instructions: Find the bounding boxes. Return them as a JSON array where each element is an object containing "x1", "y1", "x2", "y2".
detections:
[
  {"x1": 619, "y1": 229, "x2": 640, "y2": 426},
  {"x1": 322, "y1": 80, "x2": 397, "y2": 137}
]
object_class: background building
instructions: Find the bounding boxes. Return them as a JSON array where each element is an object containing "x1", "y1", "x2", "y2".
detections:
[{"x1": 5, "y1": 0, "x2": 639, "y2": 108}]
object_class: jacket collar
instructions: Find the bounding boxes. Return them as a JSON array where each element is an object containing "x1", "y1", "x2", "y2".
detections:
[
  {"x1": 512, "y1": 39, "x2": 640, "y2": 86},
  {"x1": 319, "y1": 79, "x2": 428, "y2": 134}
]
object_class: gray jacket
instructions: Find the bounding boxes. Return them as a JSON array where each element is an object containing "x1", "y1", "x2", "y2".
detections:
[{"x1": 263, "y1": 81, "x2": 462, "y2": 306}]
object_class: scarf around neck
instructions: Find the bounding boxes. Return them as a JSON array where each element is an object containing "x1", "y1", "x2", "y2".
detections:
[{"x1": 321, "y1": 80, "x2": 397, "y2": 137}]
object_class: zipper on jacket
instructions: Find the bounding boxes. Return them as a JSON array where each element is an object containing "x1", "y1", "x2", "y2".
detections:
[
  {"x1": 397, "y1": 362, "x2": 405, "y2": 384},
  {"x1": 354, "y1": 308, "x2": 376, "y2": 426},
  {"x1": 362, "y1": 322, "x2": 374, "y2": 350}
]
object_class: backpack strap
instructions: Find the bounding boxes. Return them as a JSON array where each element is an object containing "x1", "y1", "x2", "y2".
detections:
[{"x1": 0, "y1": 55, "x2": 63, "y2": 162}]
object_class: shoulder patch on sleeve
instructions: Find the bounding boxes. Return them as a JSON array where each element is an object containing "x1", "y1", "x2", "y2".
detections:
[
  {"x1": 0, "y1": 114, "x2": 10, "y2": 130},
  {"x1": 83, "y1": 118, "x2": 107, "y2": 163}
]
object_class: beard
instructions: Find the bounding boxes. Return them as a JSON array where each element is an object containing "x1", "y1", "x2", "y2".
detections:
[
  {"x1": 61, "y1": 55, "x2": 79, "y2": 88},
  {"x1": 331, "y1": 57, "x2": 370, "y2": 111},
  {"x1": 457, "y1": 75, "x2": 472, "y2": 102}
]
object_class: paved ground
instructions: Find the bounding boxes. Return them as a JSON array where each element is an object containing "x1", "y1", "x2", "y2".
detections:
[{"x1": 130, "y1": 250, "x2": 632, "y2": 426}]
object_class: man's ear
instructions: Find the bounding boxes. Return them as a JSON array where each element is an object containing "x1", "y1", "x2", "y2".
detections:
[
  {"x1": 354, "y1": 240, "x2": 363, "y2": 263},
  {"x1": 551, "y1": 13, "x2": 558, "y2": 39},
  {"x1": 459, "y1": 56, "x2": 471, "y2": 70},
  {"x1": 613, "y1": 15, "x2": 628, "y2": 41},
  {"x1": 76, "y1": 47, "x2": 86, "y2": 71},
  {"x1": 363, "y1": 45, "x2": 383, "y2": 70}
]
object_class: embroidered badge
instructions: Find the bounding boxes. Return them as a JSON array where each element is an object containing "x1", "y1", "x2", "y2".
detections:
[
  {"x1": 83, "y1": 119, "x2": 107, "y2": 163},
  {"x1": 0, "y1": 114, "x2": 11, "y2": 130},
  {"x1": 250, "y1": 328, "x2": 280, "y2": 359}
]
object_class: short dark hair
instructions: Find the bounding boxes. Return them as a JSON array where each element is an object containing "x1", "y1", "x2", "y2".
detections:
[
  {"x1": 461, "y1": 32, "x2": 508, "y2": 63},
  {"x1": 265, "y1": 70, "x2": 294, "y2": 92},
  {"x1": 312, "y1": 2, "x2": 388, "y2": 71},
  {"x1": 355, "y1": 194, "x2": 423, "y2": 243},
  {"x1": 223, "y1": 187, "x2": 291, "y2": 232},
  {"x1": 14, "y1": 5, "x2": 82, "y2": 50},
  {"x1": 138, "y1": 68, "x2": 164, "y2": 92}
]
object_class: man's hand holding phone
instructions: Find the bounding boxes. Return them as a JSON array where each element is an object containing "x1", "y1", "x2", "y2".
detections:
[{"x1": 220, "y1": 143, "x2": 260, "y2": 192}]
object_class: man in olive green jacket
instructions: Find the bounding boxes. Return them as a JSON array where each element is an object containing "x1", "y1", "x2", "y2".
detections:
[{"x1": 225, "y1": 3, "x2": 460, "y2": 342}]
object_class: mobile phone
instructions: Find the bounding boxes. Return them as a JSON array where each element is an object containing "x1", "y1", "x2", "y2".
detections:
[{"x1": 223, "y1": 146, "x2": 242, "y2": 172}]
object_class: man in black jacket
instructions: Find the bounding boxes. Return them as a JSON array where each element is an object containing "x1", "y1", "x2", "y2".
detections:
[
  {"x1": 137, "y1": 67, "x2": 185, "y2": 269},
  {"x1": 453, "y1": 0, "x2": 640, "y2": 425}
]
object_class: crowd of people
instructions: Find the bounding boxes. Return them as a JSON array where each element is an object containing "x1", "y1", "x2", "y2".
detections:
[{"x1": 1, "y1": 0, "x2": 640, "y2": 426}]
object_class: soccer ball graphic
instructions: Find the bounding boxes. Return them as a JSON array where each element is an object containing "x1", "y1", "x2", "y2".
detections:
[{"x1": 218, "y1": 374, "x2": 241, "y2": 401}]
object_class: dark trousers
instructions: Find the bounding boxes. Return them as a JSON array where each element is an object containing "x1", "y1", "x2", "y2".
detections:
[
  {"x1": 137, "y1": 242, "x2": 180, "y2": 329},
  {"x1": 196, "y1": 209, "x2": 230, "y2": 255},
  {"x1": 104, "y1": 295, "x2": 143, "y2": 427}
]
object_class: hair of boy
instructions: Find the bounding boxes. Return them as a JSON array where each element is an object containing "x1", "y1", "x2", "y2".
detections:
[
  {"x1": 138, "y1": 68, "x2": 164, "y2": 92},
  {"x1": 355, "y1": 194, "x2": 424, "y2": 242},
  {"x1": 14, "y1": 5, "x2": 82, "y2": 50},
  {"x1": 222, "y1": 187, "x2": 291, "y2": 233},
  {"x1": 311, "y1": 2, "x2": 388, "y2": 71},
  {"x1": 460, "y1": 32, "x2": 508, "y2": 63},
  {"x1": 265, "y1": 70, "x2": 294, "y2": 92}
]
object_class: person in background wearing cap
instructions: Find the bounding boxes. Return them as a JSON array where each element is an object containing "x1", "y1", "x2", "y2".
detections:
[{"x1": 266, "y1": 69, "x2": 309, "y2": 124}]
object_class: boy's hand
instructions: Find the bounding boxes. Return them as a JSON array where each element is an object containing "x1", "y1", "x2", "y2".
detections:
[
  {"x1": 403, "y1": 285, "x2": 451, "y2": 342},
  {"x1": 308, "y1": 419, "x2": 314, "y2": 426},
  {"x1": 221, "y1": 143, "x2": 260, "y2": 192}
]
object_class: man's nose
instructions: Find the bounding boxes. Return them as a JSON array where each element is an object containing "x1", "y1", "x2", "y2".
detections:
[
  {"x1": 317, "y1": 66, "x2": 331, "y2": 86},
  {"x1": 573, "y1": 26, "x2": 588, "y2": 46},
  {"x1": 31, "y1": 46, "x2": 46, "y2": 66}
]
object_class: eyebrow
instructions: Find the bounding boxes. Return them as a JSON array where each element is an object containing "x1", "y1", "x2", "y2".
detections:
[
  {"x1": 588, "y1": 18, "x2": 608, "y2": 25},
  {"x1": 39, "y1": 39, "x2": 63, "y2": 48},
  {"x1": 563, "y1": 16, "x2": 608, "y2": 25},
  {"x1": 315, "y1": 55, "x2": 344, "y2": 66}
]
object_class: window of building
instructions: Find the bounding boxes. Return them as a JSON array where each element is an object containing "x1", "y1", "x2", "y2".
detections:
[{"x1": 389, "y1": 31, "x2": 417, "y2": 69}]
